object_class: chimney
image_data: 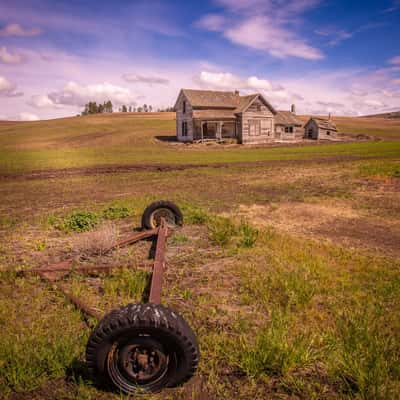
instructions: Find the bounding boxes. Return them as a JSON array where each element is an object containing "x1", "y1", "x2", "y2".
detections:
[
  {"x1": 328, "y1": 112, "x2": 332, "y2": 120},
  {"x1": 234, "y1": 90, "x2": 240, "y2": 96},
  {"x1": 291, "y1": 104, "x2": 296, "y2": 114}
]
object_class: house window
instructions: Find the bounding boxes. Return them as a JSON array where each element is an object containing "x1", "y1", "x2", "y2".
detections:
[
  {"x1": 183, "y1": 101, "x2": 186, "y2": 114},
  {"x1": 326, "y1": 131, "x2": 331, "y2": 135},
  {"x1": 182, "y1": 121, "x2": 188, "y2": 136},
  {"x1": 285, "y1": 126, "x2": 294, "y2": 133},
  {"x1": 249, "y1": 120, "x2": 261, "y2": 136}
]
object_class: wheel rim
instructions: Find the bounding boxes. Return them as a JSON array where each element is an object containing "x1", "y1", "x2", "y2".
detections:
[
  {"x1": 149, "y1": 208, "x2": 176, "y2": 228},
  {"x1": 108, "y1": 336, "x2": 170, "y2": 392}
]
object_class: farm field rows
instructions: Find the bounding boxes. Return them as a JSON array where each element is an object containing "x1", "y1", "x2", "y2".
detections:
[{"x1": 0, "y1": 113, "x2": 399, "y2": 399}]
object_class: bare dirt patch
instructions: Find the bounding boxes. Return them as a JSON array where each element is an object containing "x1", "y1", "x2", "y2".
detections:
[{"x1": 236, "y1": 202, "x2": 400, "y2": 257}]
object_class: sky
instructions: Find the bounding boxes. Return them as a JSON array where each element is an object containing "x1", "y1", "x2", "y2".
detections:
[{"x1": 0, "y1": 0, "x2": 399, "y2": 120}]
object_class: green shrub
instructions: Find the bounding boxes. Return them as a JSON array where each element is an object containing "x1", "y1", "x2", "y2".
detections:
[
  {"x1": 103, "y1": 205, "x2": 131, "y2": 219},
  {"x1": 238, "y1": 221, "x2": 259, "y2": 248},
  {"x1": 61, "y1": 211, "x2": 99, "y2": 232},
  {"x1": 207, "y1": 216, "x2": 236, "y2": 246}
]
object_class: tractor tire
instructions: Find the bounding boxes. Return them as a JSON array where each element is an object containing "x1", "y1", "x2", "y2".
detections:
[
  {"x1": 141, "y1": 200, "x2": 183, "y2": 230},
  {"x1": 86, "y1": 303, "x2": 199, "y2": 394}
]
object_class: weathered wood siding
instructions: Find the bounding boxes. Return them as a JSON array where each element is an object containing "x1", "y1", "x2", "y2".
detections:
[
  {"x1": 240, "y1": 98, "x2": 274, "y2": 144},
  {"x1": 317, "y1": 128, "x2": 336, "y2": 140},
  {"x1": 175, "y1": 92, "x2": 193, "y2": 142},
  {"x1": 304, "y1": 120, "x2": 336, "y2": 140},
  {"x1": 275, "y1": 125, "x2": 303, "y2": 140},
  {"x1": 304, "y1": 120, "x2": 318, "y2": 139}
]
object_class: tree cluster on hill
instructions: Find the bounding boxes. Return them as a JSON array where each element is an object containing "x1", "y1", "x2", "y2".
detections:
[
  {"x1": 81, "y1": 100, "x2": 113, "y2": 115},
  {"x1": 81, "y1": 101, "x2": 174, "y2": 115}
]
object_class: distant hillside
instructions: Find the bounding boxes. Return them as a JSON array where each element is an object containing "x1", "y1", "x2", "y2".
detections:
[{"x1": 364, "y1": 111, "x2": 400, "y2": 118}]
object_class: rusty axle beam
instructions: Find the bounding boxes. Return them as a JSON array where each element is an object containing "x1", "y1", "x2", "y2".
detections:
[{"x1": 148, "y1": 219, "x2": 168, "y2": 304}]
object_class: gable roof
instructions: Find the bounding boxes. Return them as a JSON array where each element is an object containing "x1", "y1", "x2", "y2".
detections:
[
  {"x1": 179, "y1": 89, "x2": 240, "y2": 109},
  {"x1": 306, "y1": 117, "x2": 338, "y2": 131},
  {"x1": 174, "y1": 89, "x2": 276, "y2": 114},
  {"x1": 275, "y1": 111, "x2": 302, "y2": 126}
]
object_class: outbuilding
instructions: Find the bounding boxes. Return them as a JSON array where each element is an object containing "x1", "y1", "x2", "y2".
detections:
[{"x1": 304, "y1": 117, "x2": 338, "y2": 140}]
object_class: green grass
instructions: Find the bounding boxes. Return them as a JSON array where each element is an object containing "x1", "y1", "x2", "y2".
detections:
[{"x1": 0, "y1": 113, "x2": 399, "y2": 173}]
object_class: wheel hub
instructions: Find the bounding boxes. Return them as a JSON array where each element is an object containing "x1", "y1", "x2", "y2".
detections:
[{"x1": 150, "y1": 208, "x2": 176, "y2": 228}]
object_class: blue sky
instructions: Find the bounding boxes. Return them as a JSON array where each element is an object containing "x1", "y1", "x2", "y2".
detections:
[{"x1": 0, "y1": 0, "x2": 399, "y2": 120}]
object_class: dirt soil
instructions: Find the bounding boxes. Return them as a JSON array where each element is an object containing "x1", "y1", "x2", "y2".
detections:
[
  {"x1": 0, "y1": 154, "x2": 385, "y2": 181},
  {"x1": 237, "y1": 202, "x2": 400, "y2": 257}
]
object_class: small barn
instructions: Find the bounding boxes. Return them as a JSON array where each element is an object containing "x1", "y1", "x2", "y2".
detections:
[
  {"x1": 274, "y1": 109, "x2": 303, "y2": 140},
  {"x1": 304, "y1": 117, "x2": 338, "y2": 140}
]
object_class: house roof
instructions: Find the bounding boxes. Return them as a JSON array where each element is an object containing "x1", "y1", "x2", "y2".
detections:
[
  {"x1": 176, "y1": 89, "x2": 277, "y2": 115},
  {"x1": 180, "y1": 89, "x2": 240, "y2": 109},
  {"x1": 192, "y1": 109, "x2": 236, "y2": 119},
  {"x1": 307, "y1": 117, "x2": 338, "y2": 131},
  {"x1": 275, "y1": 111, "x2": 302, "y2": 126}
]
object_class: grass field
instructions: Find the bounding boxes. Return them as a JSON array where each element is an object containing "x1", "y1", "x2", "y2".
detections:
[{"x1": 0, "y1": 113, "x2": 399, "y2": 399}]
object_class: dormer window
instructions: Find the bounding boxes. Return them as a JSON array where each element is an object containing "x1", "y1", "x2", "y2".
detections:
[{"x1": 183, "y1": 101, "x2": 186, "y2": 114}]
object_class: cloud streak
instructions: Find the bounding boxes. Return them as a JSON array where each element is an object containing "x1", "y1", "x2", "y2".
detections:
[
  {"x1": 122, "y1": 74, "x2": 169, "y2": 85},
  {"x1": 0, "y1": 76, "x2": 23, "y2": 97},
  {"x1": 198, "y1": 0, "x2": 323, "y2": 60},
  {"x1": 0, "y1": 47, "x2": 25, "y2": 64},
  {"x1": 0, "y1": 23, "x2": 42, "y2": 37}
]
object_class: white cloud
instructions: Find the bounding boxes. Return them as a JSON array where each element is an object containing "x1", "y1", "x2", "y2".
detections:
[
  {"x1": 389, "y1": 56, "x2": 400, "y2": 65},
  {"x1": 197, "y1": 70, "x2": 302, "y2": 105},
  {"x1": 0, "y1": 76, "x2": 23, "y2": 97},
  {"x1": 195, "y1": 14, "x2": 227, "y2": 31},
  {"x1": 225, "y1": 16, "x2": 323, "y2": 60},
  {"x1": 198, "y1": 1, "x2": 323, "y2": 60},
  {"x1": 27, "y1": 94, "x2": 59, "y2": 109},
  {"x1": 18, "y1": 112, "x2": 40, "y2": 121},
  {"x1": 122, "y1": 74, "x2": 169, "y2": 85},
  {"x1": 0, "y1": 23, "x2": 41, "y2": 37},
  {"x1": 0, "y1": 46, "x2": 25, "y2": 64},
  {"x1": 48, "y1": 81, "x2": 138, "y2": 107}
]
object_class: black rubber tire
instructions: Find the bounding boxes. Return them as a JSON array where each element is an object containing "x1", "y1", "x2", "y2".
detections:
[
  {"x1": 141, "y1": 200, "x2": 183, "y2": 230},
  {"x1": 86, "y1": 303, "x2": 199, "y2": 394}
]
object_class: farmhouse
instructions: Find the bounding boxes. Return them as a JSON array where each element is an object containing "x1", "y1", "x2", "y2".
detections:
[
  {"x1": 174, "y1": 89, "x2": 302, "y2": 144},
  {"x1": 304, "y1": 117, "x2": 338, "y2": 140}
]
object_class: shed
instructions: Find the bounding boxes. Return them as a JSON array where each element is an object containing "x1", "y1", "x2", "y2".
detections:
[{"x1": 304, "y1": 117, "x2": 338, "y2": 140}]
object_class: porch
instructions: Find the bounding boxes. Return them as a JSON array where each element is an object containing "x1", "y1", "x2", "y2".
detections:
[{"x1": 193, "y1": 119, "x2": 237, "y2": 142}]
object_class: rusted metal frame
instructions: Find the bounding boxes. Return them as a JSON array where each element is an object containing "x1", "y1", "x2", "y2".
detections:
[
  {"x1": 148, "y1": 219, "x2": 168, "y2": 304},
  {"x1": 104, "y1": 228, "x2": 158, "y2": 254},
  {"x1": 20, "y1": 262, "x2": 152, "y2": 276},
  {"x1": 37, "y1": 271, "x2": 102, "y2": 321},
  {"x1": 6, "y1": 229, "x2": 159, "y2": 277}
]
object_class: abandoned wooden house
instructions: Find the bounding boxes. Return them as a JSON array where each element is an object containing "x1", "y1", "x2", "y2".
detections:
[
  {"x1": 304, "y1": 117, "x2": 338, "y2": 140},
  {"x1": 174, "y1": 89, "x2": 302, "y2": 144}
]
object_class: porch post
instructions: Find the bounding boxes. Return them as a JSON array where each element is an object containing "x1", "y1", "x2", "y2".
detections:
[
  {"x1": 201, "y1": 121, "x2": 204, "y2": 143},
  {"x1": 218, "y1": 122, "x2": 222, "y2": 141}
]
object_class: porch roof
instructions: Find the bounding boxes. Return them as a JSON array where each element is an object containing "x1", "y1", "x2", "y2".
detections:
[{"x1": 192, "y1": 109, "x2": 236, "y2": 120}]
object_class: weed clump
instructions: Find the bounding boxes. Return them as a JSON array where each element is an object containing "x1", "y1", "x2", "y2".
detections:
[
  {"x1": 75, "y1": 223, "x2": 118, "y2": 257},
  {"x1": 207, "y1": 216, "x2": 236, "y2": 246},
  {"x1": 238, "y1": 221, "x2": 259, "y2": 248},
  {"x1": 60, "y1": 211, "x2": 99, "y2": 232},
  {"x1": 103, "y1": 205, "x2": 131, "y2": 219}
]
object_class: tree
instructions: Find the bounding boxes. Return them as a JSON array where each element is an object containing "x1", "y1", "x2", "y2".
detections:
[
  {"x1": 128, "y1": 106, "x2": 132, "y2": 112},
  {"x1": 137, "y1": 106, "x2": 143, "y2": 112},
  {"x1": 143, "y1": 104, "x2": 148, "y2": 112},
  {"x1": 122, "y1": 105, "x2": 127, "y2": 112},
  {"x1": 149, "y1": 105, "x2": 153, "y2": 112},
  {"x1": 105, "y1": 100, "x2": 113, "y2": 113},
  {"x1": 98, "y1": 103, "x2": 104, "y2": 113}
]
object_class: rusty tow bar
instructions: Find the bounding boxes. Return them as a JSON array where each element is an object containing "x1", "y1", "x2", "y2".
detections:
[{"x1": 13, "y1": 200, "x2": 199, "y2": 395}]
